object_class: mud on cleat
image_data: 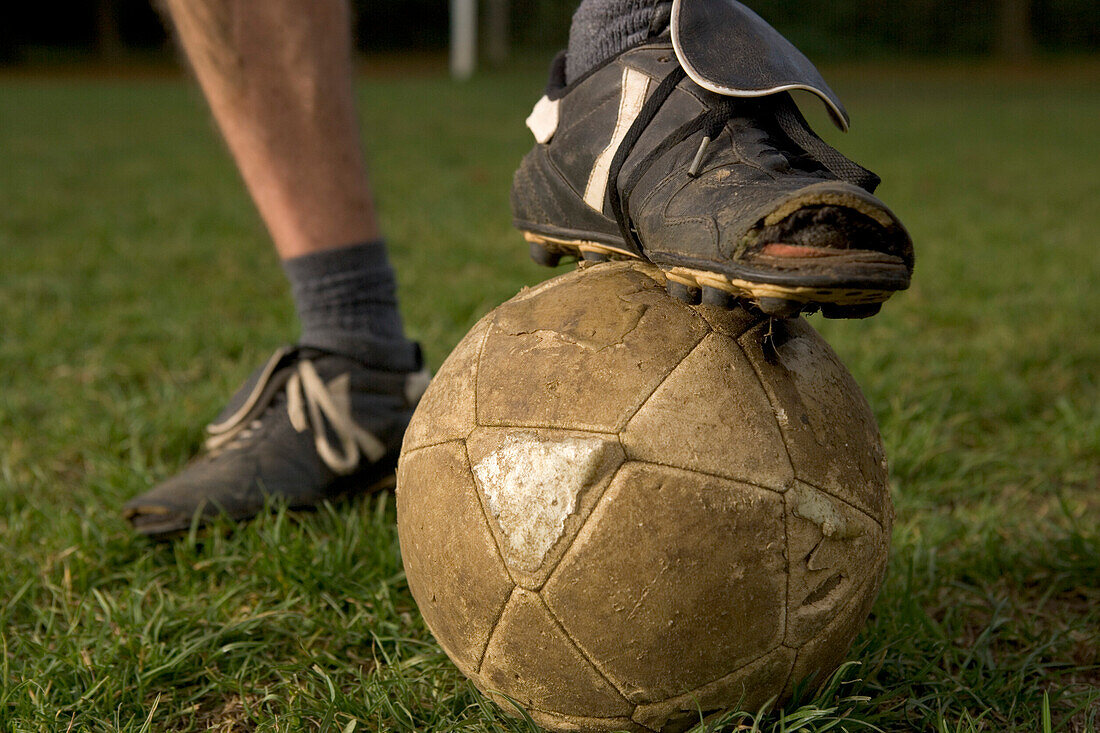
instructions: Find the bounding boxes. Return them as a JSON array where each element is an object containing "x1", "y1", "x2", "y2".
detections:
[
  {"x1": 122, "y1": 345, "x2": 431, "y2": 538},
  {"x1": 512, "y1": 0, "x2": 913, "y2": 317}
]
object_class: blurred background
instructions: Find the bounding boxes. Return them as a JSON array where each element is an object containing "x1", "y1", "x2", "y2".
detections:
[{"x1": 2, "y1": 0, "x2": 1098, "y2": 68}]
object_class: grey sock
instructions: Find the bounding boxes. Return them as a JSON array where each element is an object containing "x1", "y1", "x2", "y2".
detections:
[
  {"x1": 565, "y1": 0, "x2": 668, "y2": 82},
  {"x1": 282, "y1": 240, "x2": 418, "y2": 371}
]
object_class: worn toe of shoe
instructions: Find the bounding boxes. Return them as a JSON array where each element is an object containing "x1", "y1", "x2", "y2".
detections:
[
  {"x1": 645, "y1": 179, "x2": 913, "y2": 311},
  {"x1": 122, "y1": 449, "x2": 315, "y2": 537},
  {"x1": 755, "y1": 182, "x2": 914, "y2": 268},
  {"x1": 122, "y1": 491, "x2": 209, "y2": 538},
  {"x1": 122, "y1": 474, "x2": 224, "y2": 538}
]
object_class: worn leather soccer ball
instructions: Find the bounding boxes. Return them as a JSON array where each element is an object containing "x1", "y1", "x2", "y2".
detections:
[{"x1": 396, "y1": 261, "x2": 892, "y2": 733}]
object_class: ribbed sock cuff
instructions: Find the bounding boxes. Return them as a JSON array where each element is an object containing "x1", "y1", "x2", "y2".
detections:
[
  {"x1": 565, "y1": 0, "x2": 666, "y2": 82},
  {"x1": 282, "y1": 240, "x2": 418, "y2": 371}
]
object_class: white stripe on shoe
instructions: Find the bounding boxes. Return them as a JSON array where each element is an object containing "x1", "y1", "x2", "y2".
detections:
[{"x1": 583, "y1": 66, "x2": 652, "y2": 212}]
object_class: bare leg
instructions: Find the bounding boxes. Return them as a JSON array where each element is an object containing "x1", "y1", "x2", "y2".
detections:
[
  {"x1": 121, "y1": 0, "x2": 421, "y2": 536},
  {"x1": 162, "y1": 0, "x2": 376, "y2": 259}
]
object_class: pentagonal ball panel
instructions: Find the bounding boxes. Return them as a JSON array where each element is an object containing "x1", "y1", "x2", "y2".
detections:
[{"x1": 476, "y1": 262, "x2": 709, "y2": 433}]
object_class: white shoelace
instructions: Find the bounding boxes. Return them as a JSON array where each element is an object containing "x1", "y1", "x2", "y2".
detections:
[{"x1": 205, "y1": 359, "x2": 387, "y2": 475}]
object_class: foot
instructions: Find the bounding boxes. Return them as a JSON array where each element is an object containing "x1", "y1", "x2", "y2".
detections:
[
  {"x1": 512, "y1": 31, "x2": 913, "y2": 318},
  {"x1": 122, "y1": 345, "x2": 431, "y2": 537}
]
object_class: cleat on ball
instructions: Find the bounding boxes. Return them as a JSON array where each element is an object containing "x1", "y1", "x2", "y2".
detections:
[
  {"x1": 757, "y1": 297, "x2": 804, "y2": 318},
  {"x1": 666, "y1": 279, "x2": 701, "y2": 304},
  {"x1": 512, "y1": 0, "x2": 912, "y2": 318},
  {"x1": 529, "y1": 240, "x2": 562, "y2": 267},
  {"x1": 701, "y1": 285, "x2": 735, "y2": 308}
]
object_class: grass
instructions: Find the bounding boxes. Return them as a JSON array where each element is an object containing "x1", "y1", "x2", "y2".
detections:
[{"x1": 0, "y1": 58, "x2": 1097, "y2": 731}]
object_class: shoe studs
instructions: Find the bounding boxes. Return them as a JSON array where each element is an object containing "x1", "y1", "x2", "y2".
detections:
[
  {"x1": 666, "y1": 280, "x2": 702, "y2": 304},
  {"x1": 756, "y1": 297, "x2": 805, "y2": 318},
  {"x1": 821, "y1": 303, "x2": 882, "y2": 319},
  {"x1": 529, "y1": 241, "x2": 562, "y2": 267},
  {"x1": 700, "y1": 285, "x2": 735, "y2": 308}
]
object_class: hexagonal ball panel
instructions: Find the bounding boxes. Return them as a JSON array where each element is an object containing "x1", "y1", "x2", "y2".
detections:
[
  {"x1": 621, "y1": 332, "x2": 793, "y2": 490},
  {"x1": 396, "y1": 441, "x2": 514, "y2": 676},
  {"x1": 738, "y1": 318, "x2": 891, "y2": 524},
  {"x1": 543, "y1": 462, "x2": 788, "y2": 704},
  {"x1": 476, "y1": 262, "x2": 709, "y2": 433}
]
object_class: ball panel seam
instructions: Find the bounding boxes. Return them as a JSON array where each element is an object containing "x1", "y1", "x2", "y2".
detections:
[
  {"x1": 471, "y1": 421, "x2": 621, "y2": 435},
  {"x1": 789, "y1": 478, "x2": 887, "y2": 534},
  {"x1": 617, "y1": 328, "x2": 711, "y2": 434},
  {"x1": 466, "y1": 429, "x2": 626, "y2": 592},
  {"x1": 613, "y1": 457, "x2": 792, "y2": 497},
  {"x1": 397, "y1": 440, "x2": 516, "y2": 675},
  {"x1": 472, "y1": 311, "x2": 494, "y2": 429},
  {"x1": 398, "y1": 434, "x2": 476, "y2": 461},
  {"x1": 732, "y1": 325, "x2": 799, "y2": 481},
  {"x1": 464, "y1": 440, "x2": 523, "y2": 591},
  {"x1": 620, "y1": 331, "x2": 795, "y2": 491},
  {"x1": 784, "y1": 570, "x2": 882, "y2": 665},
  {"x1": 539, "y1": 589, "x2": 638, "y2": 703},
  {"x1": 476, "y1": 584, "x2": 518, "y2": 676}
]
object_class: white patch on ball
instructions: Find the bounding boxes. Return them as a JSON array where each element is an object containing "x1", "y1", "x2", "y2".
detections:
[{"x1": 474, "y1": 434, "x2": 612, "y2": 572}]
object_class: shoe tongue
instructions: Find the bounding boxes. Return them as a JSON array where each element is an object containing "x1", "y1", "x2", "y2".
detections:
[{"x1": 671, "y1": 0, "x2": 849, "y2": 131}]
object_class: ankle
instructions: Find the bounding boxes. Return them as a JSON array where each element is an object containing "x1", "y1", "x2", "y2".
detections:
[
  {"x1": 565, "y1": 0, "x2": 671, "y2": 82},
  {"x1": 283, "y1": 240, "x2": 418, "y2": 371}
]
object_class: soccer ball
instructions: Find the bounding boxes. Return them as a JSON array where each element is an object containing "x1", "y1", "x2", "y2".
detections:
[{"x1": 396, "y1": 262, "x2": 892, "y2": 733}]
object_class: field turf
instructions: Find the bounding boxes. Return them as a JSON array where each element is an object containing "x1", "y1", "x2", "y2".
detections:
[{"x1": 0, "y1": 59, "x2": 1097, "y2": 731}]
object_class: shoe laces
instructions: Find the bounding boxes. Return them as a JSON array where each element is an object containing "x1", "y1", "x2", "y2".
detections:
[{"x1": 205, "y1": 357, "x2": 387, "y2": 476}]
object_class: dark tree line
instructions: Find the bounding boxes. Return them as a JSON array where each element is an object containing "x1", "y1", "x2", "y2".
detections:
[{"x1": 3, "y1": 0, "x2": 1098, "y2": 64}]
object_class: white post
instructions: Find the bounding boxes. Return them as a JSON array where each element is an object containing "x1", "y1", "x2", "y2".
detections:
[{"x1": 451, "y1": 0, "x2": 477, "y2": 80}]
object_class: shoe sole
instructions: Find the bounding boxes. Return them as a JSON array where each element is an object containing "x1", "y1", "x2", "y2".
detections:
[
  {"x1": 125, "y1": 472, "x2": 398, "y2": 539},
  {"x1": 524, "y1": 231, "x2": 904, "y2": 318}
]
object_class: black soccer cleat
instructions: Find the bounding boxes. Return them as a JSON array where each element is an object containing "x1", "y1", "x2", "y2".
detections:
[
  {"x1": 512, "y1": 0, "x2": 913, "y2": 317},
  {"x1": 122, "y1": 345, "x2": 431, "y2": 537}
]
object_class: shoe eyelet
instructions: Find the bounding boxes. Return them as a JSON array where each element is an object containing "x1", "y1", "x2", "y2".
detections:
[{"x1": 657, "y1": 55, "x2": 670, "y2": 63}]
